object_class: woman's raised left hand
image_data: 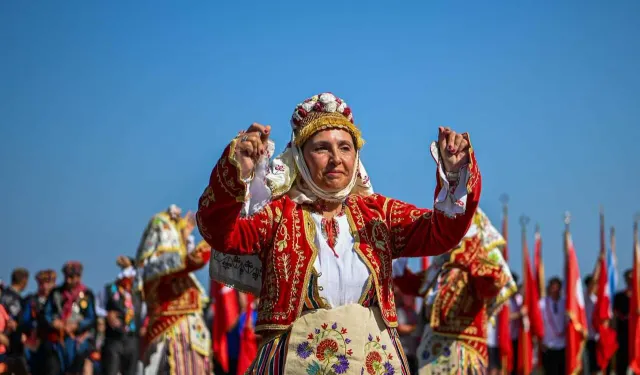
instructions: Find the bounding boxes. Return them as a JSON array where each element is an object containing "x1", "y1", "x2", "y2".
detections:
[{"x1": 438, "y1": 126, "x2": 470, "y2": 172}]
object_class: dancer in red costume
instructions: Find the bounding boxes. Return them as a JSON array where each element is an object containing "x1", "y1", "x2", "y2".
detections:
[{"x1": 198, "y1": 92, "x2": 481, "y2": 374}]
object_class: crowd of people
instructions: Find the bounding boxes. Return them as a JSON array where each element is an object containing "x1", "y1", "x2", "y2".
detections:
[{"x1": 1, "y1": 92, "x2": 639, "y2": 375}]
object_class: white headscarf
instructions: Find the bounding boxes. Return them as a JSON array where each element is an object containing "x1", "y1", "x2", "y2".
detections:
[{"x1": 265, "y1": 134, "x2": 373, "y2": 204}]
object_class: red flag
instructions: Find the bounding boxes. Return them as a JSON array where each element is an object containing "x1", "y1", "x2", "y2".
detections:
[
  {"x1": 630, "y1": 230, "x2": 640, "y2": 375},
  {"x1": 497, "y1": 204, "x2": 512, "y2": 373},
  {"x1": 421, "y1": 256, "x2": 429, "y2": 271},
  {"x1": 210, "y1": 281, "x2": 240, "y2": 373},
  {"x1": 593, "y1": 253, "x2": 618, "y2": 370},
  {"x1": 518, "y1": 233, "x2": 544, "y2": 374},
  {"x1": 532, "y1": 227, "x2": 545, "y2": 369},
  {"x1": 237, "y1": 295, "x2": 258, "y2": 375},
  {"x1": 593, "y1": 212, "x2": 618, "y2": 370},
  {"x1": 564, "y1": 231, "x2": 588, "y2": 375}
]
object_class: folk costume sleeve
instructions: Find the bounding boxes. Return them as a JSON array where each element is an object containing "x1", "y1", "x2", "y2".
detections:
[
  {"x1": 444, "y1": 237, "x2": 513, "y2": 301},
  {"x1": 137, "y1": 215, "x2": 211, "y2": 283},
  {"x1": 394, "y1": 267, "x2": 426, "y2": 297},
  {"x1": 385, "y1": 139, "x2": 481, "y2": 258},
  {"x1": 197, "y1": 139, "x2": 282, "y2": 256}
]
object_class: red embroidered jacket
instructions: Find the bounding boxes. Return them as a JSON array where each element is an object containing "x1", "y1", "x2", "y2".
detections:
[{"x1": 197, "y1": 139, "x2": 481, "y2": 332}]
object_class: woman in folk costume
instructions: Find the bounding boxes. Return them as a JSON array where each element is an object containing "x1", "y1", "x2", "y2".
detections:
[
  {"x1": 135, "y1": 205, "x2": 212, "y2": 375},
  {"x1": 197, "y1": 92, "x2": 481, "y2": 375},
  {"x1": 393, "y1": 208, "x2": 517, "y2": 375}
]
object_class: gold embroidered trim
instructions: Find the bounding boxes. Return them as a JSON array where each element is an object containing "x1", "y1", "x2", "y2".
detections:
[
  {"x1": 294, "y1": 113, "x2": 364, "y2": 149},
  {"x1": 345, "y1": 201, "x2": 398, "y2": 328},
  {"x1": 227, "y1": 138, "x2": 249, "y2": 203},
  {"x1": 255, "y1": 322, "x2": 294, "y2": 333},
  {"x1": 298, "y1": 209, "x2": 319, "y2": 316}
]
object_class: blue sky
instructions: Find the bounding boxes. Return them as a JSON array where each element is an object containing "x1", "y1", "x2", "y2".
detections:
[{"x1": 1, "y1": 1, "x2": 639, "y2": 293}]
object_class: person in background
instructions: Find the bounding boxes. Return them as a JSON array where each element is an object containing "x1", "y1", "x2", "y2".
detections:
[
  {"x1": 0, "y1": 267, "x2": 30, "y2": 375},
  {"x1": 539, "y1": 277, "x2": 565, "y2": 375},
  {"x1": 101, "y1": 263, "x2": 139, "y2": 375},
  {"x1": 90, "y1": 318, "x2": 106, "y2": 375},
  {"x1": 486, "y1": 316, "x2": 500, "y2": 375},
  {"x1": 584, "y1": 274, "x2": 598, "y2": 375},
  {"x1": 509, "y1": 273, "x2": 525, "y2": 375},
  {"x1": 394, "y1": 286, "x2": 419, "y2": 374},
  {"x1": 0, "y1": 303, "x2": 10, "y2": 374},
  {"x1": 21, "y1": 269, "x2": 57, "y2": 374},
  {"x1": 42, "y1": 261, "x2": 97, "y2": 375},
  {"x1": 613, "y1": 269, "x2": 632, "y2": 375},
  {"x1": 136, "y1": 205, "x2": 212, "y2": 375},
  {"x1": 393, "y1": 207, "x2": 516, "y2": 374}
]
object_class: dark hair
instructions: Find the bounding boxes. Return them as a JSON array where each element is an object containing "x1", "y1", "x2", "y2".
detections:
[
  {"x1": 625, "y1": 269, "x2": 632, "y2": 281},
  {"x1": 11, "y1": 268, "x2": 29, "y2": 285},
  {"x1": 584, "y1": 274, "x2": 593, "y2": 286},
  {"x1": 548, "y1": 276, "x2": 562, "y2": 288},
  {"x1": 511, "y1": 272, "x2": 520, "y2": 285}
]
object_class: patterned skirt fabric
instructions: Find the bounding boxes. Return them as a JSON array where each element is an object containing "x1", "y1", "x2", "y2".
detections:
[
  {"x1": 142, "y1": 314, "x2": 211, "y2": 375},
  {"x1": 417, "y1": 327, "x2": 486, "y2": 375},
  {"x1": 246, "y1": 304, "x2": 410, "y2": 375}
]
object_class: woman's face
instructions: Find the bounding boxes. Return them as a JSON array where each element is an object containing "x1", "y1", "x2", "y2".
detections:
[{"x1": 302, "y1": 129, "x2": 357, "y2": 193}]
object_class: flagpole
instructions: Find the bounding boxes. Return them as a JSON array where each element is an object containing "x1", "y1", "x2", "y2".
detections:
[
  {"x1": 610, "y1": 224, "x2": 618, "y2": 374},
  {"x1": 500, "y1": 194, "x2": 510, "y2": 375},
  {"x1": 536, "y1": 223, "x2": 545, "y2": 299},
  {"x1": 501, "y1": 194, "x2": 509, "y2": 260},
  {"x1": 592, "y1": 207, "x2": 605, "y2": 292},
  {"x1": 564, "y1": 211, "x2": 571, "y2": 254},
  {"x1": 520, "y1": 214, "x2": 530, "y2": 375}
]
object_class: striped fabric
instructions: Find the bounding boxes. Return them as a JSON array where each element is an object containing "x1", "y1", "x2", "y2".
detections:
[
  {"x1": 143, "y1": 316, "x2": 211, "y2": 375},
  {"x1": 246, "y1": 331, "x2": 290, "y2": 375},
  {"x1": 387, "y1": 327, "x2": 411, "y2": 375}
]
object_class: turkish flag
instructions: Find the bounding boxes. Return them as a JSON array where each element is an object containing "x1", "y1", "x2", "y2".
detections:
[
  {"x1": 210, "y1": 281, "x2": 240, "y2": 373},
  {"x1": 517, "y1": 236, "x2": 544, "y2": 374},
  {"x1": 564, "y1": 232, "x2": 588, "y2": 375},
  {"x1": 497, "y1": 210, "x2": 512, "y2": 372},
  {"x1": 593, "y1": 253, "x2": 618, "y2": 370},
  {"x1": 237, "y1": 295, "x2": 258, "y2": 375},
  {"x1": 630, "y1": 239, "x2": 640, "y2": 374}
]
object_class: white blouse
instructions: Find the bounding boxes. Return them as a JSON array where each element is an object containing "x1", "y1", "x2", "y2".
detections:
[{"x1": 310, "y1": 213, "x2": 370, "y2": 307}]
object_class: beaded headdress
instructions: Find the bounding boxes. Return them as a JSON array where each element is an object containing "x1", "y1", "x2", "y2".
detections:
[
  {"x1": 265, "y1": 92, "x2": 373, "y2": 204},
  {"x1": 290, "y1": 93, "x2": 364, "y2": 149}
]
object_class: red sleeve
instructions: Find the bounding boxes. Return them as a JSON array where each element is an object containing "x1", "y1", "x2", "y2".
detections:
[
  {"x1": 393, "y1": 268, "x2": 426, "y2": 297},
  {"x1": 196, "y1": 139, "x2": 282, "y2": 256},
  {"x1": 446, "y1": 237, "x2": 508, "y2": 300},
  {"x1": 386, "y1": 147, "x2": 481, "y2": 258}
]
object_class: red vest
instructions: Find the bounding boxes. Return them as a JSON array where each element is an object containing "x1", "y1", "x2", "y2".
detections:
[{"x1": 197, "y1": 140, "x2": 481, "y2": 332}]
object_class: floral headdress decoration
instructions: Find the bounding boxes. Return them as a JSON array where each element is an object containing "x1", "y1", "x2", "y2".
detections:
[{"x1": 265, "y1": 92, "x2": 373, "y2": 204}]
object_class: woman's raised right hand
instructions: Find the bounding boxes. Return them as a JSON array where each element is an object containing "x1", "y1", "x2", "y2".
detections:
[{"x1": 235, "y1": 123, "x2": 271, "y2": 179}]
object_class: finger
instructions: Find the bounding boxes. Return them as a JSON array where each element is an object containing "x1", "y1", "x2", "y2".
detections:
[
  {"x1": 239, "y1": 137, "x2": 256, "y2": 156},
  {"x1": 438, "y1": 126, "x2": 448, "y2": 150},
  {"x1": 260, "y1": 125, "x2": 271, "y2": 143},
  {"x1": 452, "y1": 134, "x2": 464, "y2": 154},
  {"x1": 247, "y1": 123, "x2": 270, "y2": 142},
  {"x1": 245, "y1": 132, "x2": 265, "y2": 158},
  {"x1": 446, "y1": 130, "x2": 456, "y2": 153},
  {"x1": 456, "y1": 136, "x2": 469, "y2": 153}
]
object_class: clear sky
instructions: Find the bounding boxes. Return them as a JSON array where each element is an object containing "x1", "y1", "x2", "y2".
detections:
[{"x1": 1, "y1": 1, "x2": 639, "y2": 294}]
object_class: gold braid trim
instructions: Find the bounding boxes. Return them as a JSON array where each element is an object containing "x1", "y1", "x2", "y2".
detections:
[{"x1": 294, "y1": 113, "x2": 364, "y2": 149}]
